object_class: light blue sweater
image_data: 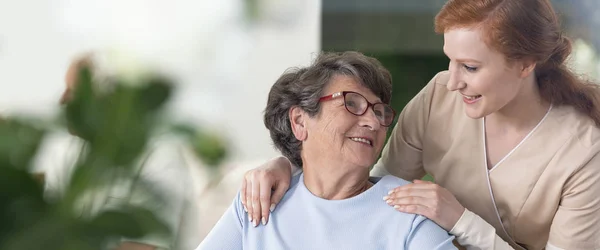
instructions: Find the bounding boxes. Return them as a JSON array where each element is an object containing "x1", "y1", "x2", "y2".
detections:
[{"x1": 197, "y1": 174, "x2": 456, "y2": 250}]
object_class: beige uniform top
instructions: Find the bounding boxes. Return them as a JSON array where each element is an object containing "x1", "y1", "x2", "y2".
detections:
[{"x1": 372, "y1": 71, "x2": 600, "y2": 250}]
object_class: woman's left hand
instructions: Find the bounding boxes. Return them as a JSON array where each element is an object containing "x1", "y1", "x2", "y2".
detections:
[{"x1": 383, "y1": 179, "x2": 465, "y2": 231}]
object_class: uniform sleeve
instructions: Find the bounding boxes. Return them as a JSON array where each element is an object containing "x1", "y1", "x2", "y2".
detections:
[
  {"x1": 406, "y1": 215, "x2": 457, "y2": 250},
  {"x1": 548, "y1": 149, "x2": 600, "y2": 250},
  {"x1": 195, "y1": 193, "x2": 245, "y2": 250},
  {"x1": 371, "y1": 72, "x2": 441, "y2": 180},
  {"x1": 449, "y1": 209, "x2": 515, "y2": 250}
]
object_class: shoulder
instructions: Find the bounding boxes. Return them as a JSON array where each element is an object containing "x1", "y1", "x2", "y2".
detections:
[
  {"x1": 377, "y1": 175, "x2": 410, "y2": 186},
  {"x1": 279, "y1": 173, "x2": 303, "y2": 202},
  {"x1": 373, "y1": 176, "x2": 456, "y2": 247},
  {"x1": 432, "y1": 70, "x2": 451, "y2": 86},
  {"x1": 424, "y1": 70, "x2": 452, "y2": 92},
  {"x1": 429, "y1": 71, "x2": 460, "y2": 107},
  {"x1": 396, "y1": 70, "x2": 460, "y2": 128},
  {"x1": 551, "y1": 105, "x2": 600, "y2": 151},
  {"x1": 544, "y1": 105, "x2": 600, "y2": 179},
  {"x1": 413, "y1": 71, "x2": 460, "y2": 116},
  {"x1": 414, "y1": 70, "x2": 450, "y2": 98},
  {"x1": 375, "y1": 175, "x2": 412, "y2": 189}
]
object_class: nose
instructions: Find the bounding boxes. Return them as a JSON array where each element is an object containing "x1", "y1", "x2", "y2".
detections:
[
  {"x1": 446, "y1": 62, "x2": 466, "y2": 91},
  {"x1": 359, "y1": 108, "x2": 382, "y2": 131}
]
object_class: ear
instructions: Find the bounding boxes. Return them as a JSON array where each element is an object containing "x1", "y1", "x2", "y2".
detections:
[
  {"x1": 519, "y1": 59, "x2": 537, "y2": 79},
  {"x1": 289, "y1": 106, "x2": 308, "y2": 141}
]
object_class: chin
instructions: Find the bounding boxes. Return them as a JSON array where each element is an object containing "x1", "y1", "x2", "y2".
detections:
[{"x1": 464, "y1": 108, "x2": 485, "y2": 120}]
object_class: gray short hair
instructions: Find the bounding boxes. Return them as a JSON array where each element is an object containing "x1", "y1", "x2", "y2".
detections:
[{"x1": 264, "y1": 51, "x2": 392, "y2": 168}]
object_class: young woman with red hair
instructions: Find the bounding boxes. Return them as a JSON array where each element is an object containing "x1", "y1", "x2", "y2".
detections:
[{"x1": 240, "y1": 0, "x2": 600, "y2": 249}]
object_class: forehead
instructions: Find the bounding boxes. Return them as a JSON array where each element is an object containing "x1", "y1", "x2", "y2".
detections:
[
  {"x1": 324, "y1": 75, "x2": 381, "y2": 102},
  {"x1": 442, "y1": 27, "x2": 500, "y2": 62}
]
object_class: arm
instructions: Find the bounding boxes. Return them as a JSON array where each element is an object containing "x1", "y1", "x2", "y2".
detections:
[
  {"x1": 371, "y1": 72, "x2": 441, "y2": 180},
  {"x1": 241, "y1": 156, "x2": 294, "y2": 225},
  {"x1": 546, "y1": 150, "x2": 600, "y2": 250},
  {"x1": 196, "y1": 193, "x2": 245, "y2": 250},
  {"x1": 386, "y1": 180, "x2": 516, "y2": 250},
  {"x1": 449, "y1": 209, "x2": 515, "y2": 250},
  {"x1": 406, "y1": 215, "x2": 457, "y2": 250}
]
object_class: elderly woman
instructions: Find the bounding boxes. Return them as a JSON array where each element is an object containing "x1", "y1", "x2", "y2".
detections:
[{"x1": 196, "y1": 52, "x2": 456, "y2": 250}]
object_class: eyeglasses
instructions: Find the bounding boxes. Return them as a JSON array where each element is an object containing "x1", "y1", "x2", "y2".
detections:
[{"x1": 318, "y1": 91, "x2": 396, "y2": 127}]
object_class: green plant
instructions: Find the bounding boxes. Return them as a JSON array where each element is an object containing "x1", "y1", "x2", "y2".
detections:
[{"x1": 0, "y1": 65, "x2": 227, "y2": 249}]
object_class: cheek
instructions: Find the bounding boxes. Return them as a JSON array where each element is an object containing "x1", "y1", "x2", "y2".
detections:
[
  {"x1": 313, "y1": 112, "x2": 348, "y2": 141},
  {"x1": 471, "y1": 72, "x2": 507, "y2": 97},
  {"x1": 491, "y1": 75, "x2": 521, "y2": 99},
  {"x1": 468, "y1": 74, "x2": 491, "y2": 93},
  {"x1": 376, "y1": 130, "x2": 387, "y2": 147},
  {"x1": 319, "y1": 114, "x2": 340, "y2": 134}
]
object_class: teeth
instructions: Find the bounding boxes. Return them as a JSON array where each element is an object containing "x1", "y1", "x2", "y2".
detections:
[
  {"x1": 350, "y1": 137, "x2": 372, "y2": 145},
  {"x1": 463, "y1": 95, "x2": 481, "y2": 100}
]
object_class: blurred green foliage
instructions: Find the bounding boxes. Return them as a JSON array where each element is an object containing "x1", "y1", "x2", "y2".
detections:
[
  {"x1": 0, "y1": 65, "x2": 227, "y2": 249},
  {"x1": 171, "y1": 123, "x2": 228, "y2": 168},
  {"x1": 374, "y1": 54, "x2": 448, "y2": 113}
]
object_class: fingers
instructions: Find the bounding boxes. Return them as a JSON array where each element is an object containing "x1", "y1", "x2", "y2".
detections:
[
  {"x1": 251, "y1": 179, "x2": 262, "y2": 227},
  {"x1": 238, "y1": 157, "x2": 293, "y2": 228},
  {"x1": 385, "y1": 182, "x2": 441, "y2": 200},
  {"x1": 383, "y1": 193, "x2": 439, "y2": 220},
  {"x1": 392, "y1": 204, "x2": 435, "y2": 218},
  {"x1": 384, "y1": 182, "x2": 464, "y2": 231},
  {"x1": 383, "y1": 183, "x2": 441, "y2": 213},
  {"x1": 269, "y1": 179, "x2": 290, "y2": 210},
  {"x1": 259, "y1": 180, "x2": 274, "y2": 226},
  {"x1": 245, "y1": 176, "x2": 254, "y2": 222},
  {"x1": 386, "y1": 185, "x2": 440, "y2": 200},
  {"x1": 241, "y1": 169, "x2": 275, "y2": 227},
  {"x1": 385, "y1": 195, "x2": 437, "y2": 209},
  {"x1": 240, "y1": 177, "x2": 248, "y2": 212},
  {"x1": 257, "y1": 177, "x2": 290, "y2": 226}
]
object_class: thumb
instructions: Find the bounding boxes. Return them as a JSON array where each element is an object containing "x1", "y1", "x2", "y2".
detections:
[{"x1": 269, "y1": 181, "x2": 290, "y2": 211}]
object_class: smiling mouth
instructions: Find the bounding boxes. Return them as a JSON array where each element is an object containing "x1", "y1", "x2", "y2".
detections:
[
  {"x1": 349, "y1": 137, "x2": 373, "y2": 146},
  {"x1": 462, "y1": 94, "x2": 482, "y2": 100}
]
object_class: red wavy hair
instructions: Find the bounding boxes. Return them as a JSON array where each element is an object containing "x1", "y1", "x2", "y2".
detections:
[{"x1": 435, "y1": 0, "x2": 600, "y2": 126}]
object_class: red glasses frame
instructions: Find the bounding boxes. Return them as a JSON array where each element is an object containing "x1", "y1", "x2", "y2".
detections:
[{"x1": 318, "y1": 91, "x2": 396, "y2": 127}]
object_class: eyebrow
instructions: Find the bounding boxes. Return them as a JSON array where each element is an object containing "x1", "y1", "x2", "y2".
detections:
[
  {"x1": 456, "y1": 58, "x2": 482, "y2": 64},
  {"x1": 443, "y1": 47, "x2": 482, "y2": 64}
]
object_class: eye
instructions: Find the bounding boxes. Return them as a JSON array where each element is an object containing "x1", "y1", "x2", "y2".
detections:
[
  {"x1": 345, "y1": 100, "x2": 358, "y2": 107},
  {"x1": 373, "y1": 109, "x2": 383, "y2": 118},
  {"x1": 463, "y1": 64, "x2": 478, "y2": 72}
]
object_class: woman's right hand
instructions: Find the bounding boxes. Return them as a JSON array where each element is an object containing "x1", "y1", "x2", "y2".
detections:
[{"x1": 241, "y1": 156, "x2": 293, "y2": 227}]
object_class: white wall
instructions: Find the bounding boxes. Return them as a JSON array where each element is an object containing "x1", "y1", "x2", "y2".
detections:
[
  {"x1": 1, "y1": 1, "x2": 320, "y2": 242},
  {"x1": 0, "y1": 0, "x2": 321, "y2": 165}
]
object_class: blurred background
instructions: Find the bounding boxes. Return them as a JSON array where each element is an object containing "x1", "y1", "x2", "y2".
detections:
[{"x1": 0, "y1": 0, "x2": 598, "y2": 246}]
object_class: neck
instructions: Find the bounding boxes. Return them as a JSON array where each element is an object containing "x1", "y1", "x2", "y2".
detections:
[
  {"x1": 486, "y1": 77, "x2": 551, "y2": 131},
  {"x1": 301, "y1": 158, "x2": 373, "y2": 200}
]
